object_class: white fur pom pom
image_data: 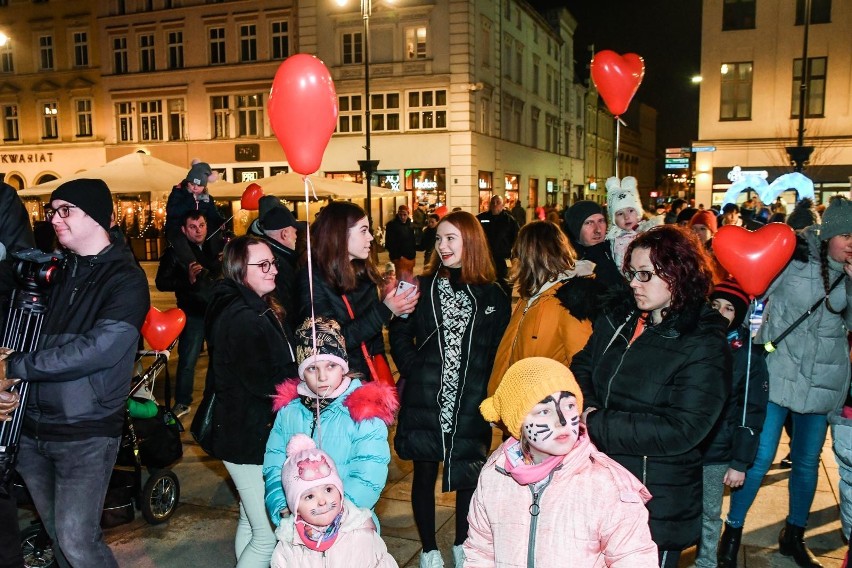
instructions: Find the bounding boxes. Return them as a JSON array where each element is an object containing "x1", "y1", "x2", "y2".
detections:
[{"x1": 286, "y1": 433, "x2": 317, "y2": 457}]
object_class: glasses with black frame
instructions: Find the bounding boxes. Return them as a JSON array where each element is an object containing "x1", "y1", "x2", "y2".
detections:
[
  {"x1": 247, "y1": 259, "x2": 278, "y2": 273},
  {"x1": 624, "y1": 269, "x2": 657, "y2": 283},
  {"x1": 45, "y1": 205, "x2": 79, "y2": 221}
]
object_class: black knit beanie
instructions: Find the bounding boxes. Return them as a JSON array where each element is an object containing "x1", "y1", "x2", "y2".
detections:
[
  {"x1": 563, "y1": 200, "x2": 604, "y2": 242},
  {"x1": 50, "y1": 178, "x2": 113, "y2": 232}
]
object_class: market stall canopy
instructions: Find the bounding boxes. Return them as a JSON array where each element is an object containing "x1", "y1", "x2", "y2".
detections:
[
  {"x1": 206, "y1": 172, "x2": 400, "y2": 200},
  {"x1": 17, "y1": 152, "x2": 188, "y2": 197}
]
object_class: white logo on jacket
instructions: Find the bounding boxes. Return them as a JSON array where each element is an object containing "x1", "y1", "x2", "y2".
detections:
[{"x1": 485, "y1": 306, "x2": 495, "y2": 315}]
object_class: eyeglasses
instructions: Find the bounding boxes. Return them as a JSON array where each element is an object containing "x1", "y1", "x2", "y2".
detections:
[
  {"x1": 624, "y1": 269, "x2": 657, "y2": 283},
  {"x1": 45, "y1": 205, "x2": 78, "y2": 220},
  {"x1": 247, "y1": 259, "x2": 278, "y2": 273}
]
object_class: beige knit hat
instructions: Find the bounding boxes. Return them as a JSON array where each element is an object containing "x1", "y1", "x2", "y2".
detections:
[{"x1": 480, "y1": 357, "x2": 584, "y2": 440}]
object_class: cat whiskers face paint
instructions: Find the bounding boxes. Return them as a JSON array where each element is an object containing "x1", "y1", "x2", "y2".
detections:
[{"x1": 521, "y1": 391, "x2": 581, "y2": 462}]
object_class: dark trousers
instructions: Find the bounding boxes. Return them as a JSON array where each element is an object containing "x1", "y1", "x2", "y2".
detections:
[
  {"x1": 411, "y1": 461, "x2": 474, "y2": 551},
  {"x1": 0, "y1": 491, "x2": 23, "y2": 568},
  {"x1": 493, "y1": 255, "x2": 512, "y2": 297},
  {"x1": 16, "y1": 435, "x2": 120, "y2": 568},
  {"x1": 175, "y1": 314, "x2": 205, "y2": 406}
]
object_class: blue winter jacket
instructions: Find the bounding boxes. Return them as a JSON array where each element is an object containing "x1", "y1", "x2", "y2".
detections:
[{"x1": 262, "y1": 377, "x2": 396, "y2": 526}]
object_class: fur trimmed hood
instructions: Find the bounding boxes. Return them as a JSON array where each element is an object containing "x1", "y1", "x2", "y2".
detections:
[{"x1": 271, "y1": 378, "x2": 398, "y2": 425}]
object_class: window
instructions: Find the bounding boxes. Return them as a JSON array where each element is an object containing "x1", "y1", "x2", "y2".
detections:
[
  {"x1": 168, "y1": 98, "x2": 185, "y2": 140},
  {"x1": 503, "y1": 35, "x2": 512, "y2": 79},
  {"x1": 501, "y1": 97, "x2": 512, "y2": 139},
  {"x1": 371, "y1": 92, "x2": 400, "y2": 132},
  {"x1": 271, "y1": 21, "x2": 289, "y2": 60},
  {"x1": 139, "y1": 100, "x2": 163, "y2": 141},
  {"x1": 167, "y1": 31, "x2": 184, "y2": 69},
  {"x1": 545, "y1": 114, "x2": 558, "y2": 152},
  {"x1": 407, "y1": 89, "x2": 447, "y2": 131},
  {"x1": 796, "y1": 0, "x2": 831, "y2": 24},
  {"x1": 546, "y1": 68, "x2": 555, "y2": 104},
  {"x1": 515, "y1": 44, "x2": 522, "y2": 84},
  {"x1": 532, "y1": 57, "x2": 540, "y2": 95},
  {"x1": 720, "y1": 61, "x2": 753, "y2": 120},
  {"x1": 209, "y1": 27, "x2": 226, "y2": 65},
  {"x1": 513, "y1": 102, "x2": 523, "y2": 143},
  {"x1": 342, "y1": 32, "x2": 362, "y2": 65},
  {"x1": 212, "y1": 95, "x2": 230, "y2": 138},
  {"x1": 39, "y1": 35, "x2": 54, "y2": 71},
  {"x1": 75, "y1": 99, "x2": 92, "y2": 137},
  {"x1": 116, "y1": 102, "x2": 134, "y2": 142},
  {"x1": 480, "y1": 19, "x2": 491, "y2": 68},
  {"x1": 792, "y1": 57, "x2": 827, "y2": 118},
  {"x1": 405, "y1": 26, "x2": 427, "y2": 60},
  {"x1": 41, "y1": 101, "x2": 58, "y2": 139},
  {"x1": 240, "y1": 24, "x2": 257, "y2": 62},
  {"x1": 72, "y1": 31, "x2": 89, "y2": 67},
  {"x1": 722, "y1": 0, "x2": 755, "y2": 30},
  {"x1": 236, "y1": 93, "x2": 263, "y2": 136},
  {"x1": 530, "y1": 107, "x2": 539, "y2": 148},
  {"x1": 2, "y1": 104, "x2": 19, "y2": 141},
  {"x1": 479, "y1": 97, "x2": 491, "y2": 136},
  {"x1": 140, "y1": 34, "x2": 155, "y2": 72},
  {"x1": 337, "y1": 95, "x2": 362, "y2": 133},
  {"x1": 113, "y1": 36, "x2": 128, "y2": 74},
  {"x1": 0, "y1": 41, "x2": 13, "y2": 73}
]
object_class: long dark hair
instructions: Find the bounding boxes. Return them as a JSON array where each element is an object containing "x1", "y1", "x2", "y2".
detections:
[
  {"x1": 511, "y1": 221, "x2": 577, "y2": 299},
  {"x1": 222, "y1": 235, "x2": 285, "y2": 322},
  {"x1": 310, "y1": 201, "x2": 380, "y2": 293},
  {"x1": 624, "y1": 225, "x2": 714, "y2": 315}
]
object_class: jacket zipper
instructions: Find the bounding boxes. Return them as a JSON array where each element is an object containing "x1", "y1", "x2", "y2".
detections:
[
  {"x1": 604, "y1": 342, "x2": 632, "y2": 408},
  {"x1": 526, "y1": 475, "x2": 553, "y2": 568},
  {"x1": 642, "y1": 455, "x2": 648, "y2": 484},
  {"x1": 446, "y1": 284, "x2": 477, "y2": 492}
]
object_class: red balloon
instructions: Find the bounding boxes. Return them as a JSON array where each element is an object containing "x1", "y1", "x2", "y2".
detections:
[
  {"x1": 590, "y1": 50, "x2": 645, "y2": 117},
  {"x1": 268, "y1": 54, "x2": 338, "y2": 175},
  {"x1": 714, "y1": 223, "x2": 797, "y2": 297},
  {"x1": 241, "y1": 183, "x2": 263, "y2": 210},
  {"x1": 141, "y1": 307, "x2": 186, "y2": 351},
  {"x1": 434, "y1": 205, "x2": 448, "y2": 218}
]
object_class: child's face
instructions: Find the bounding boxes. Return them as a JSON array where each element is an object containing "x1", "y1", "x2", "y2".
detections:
[
  {"x1": 615, "y1": 208, "x2": 639, "y2": 230},
  {"x1": 712, "y1": 298, "x2": 736, "y2": 327},
  {"x1": 303, "y1": 360, "x2": 346, "y2": 397},
  {"x1": 297, "y1": 484, "x2": 342, "y2": 526},
  {"x1": 521, "y1": 391, "x2": 580, "y2": 461}
]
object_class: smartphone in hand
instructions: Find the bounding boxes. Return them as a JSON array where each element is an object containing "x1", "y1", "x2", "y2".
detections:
[{"x1": 396, "y1": 280, "x2": 417, "y2": 318}]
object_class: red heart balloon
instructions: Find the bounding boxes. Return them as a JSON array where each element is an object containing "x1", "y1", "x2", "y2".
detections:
[
  {"x1": 590, "y1": 50, "x2": 645, "y2": 117},
  {"x1": 714, "y1": 223, "x2": 797, "y2": 297},
  {"x1": 141, "y1": 307, "x2": 187, "y2": 351},
  {"x1": 268, "y1": 54, "x2": 338, "y2": 176},
  {"x1": 241, "y1": 183, "x2": 263, "y2": 210}
]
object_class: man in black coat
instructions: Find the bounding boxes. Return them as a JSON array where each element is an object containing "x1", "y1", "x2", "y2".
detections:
[
  {"x1": 248, "y1": 196, "x2": 300, "y2": 329},
  {"x1": 156, "y1": 211, "x2": 221, "y2": 417},
  {"x1": 477, "y1": 195, "x2": 519, "y2": 297},
  {"x1": 562, "y1": 200, "x2": 624, "y2": 289},
  {"x1": 385, "y1": 204, "x2": 417, "y2": 278}
]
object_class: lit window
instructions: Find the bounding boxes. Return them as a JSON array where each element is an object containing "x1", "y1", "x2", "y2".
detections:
[
  {"x1": 405, "y1": 27, "x2": 427, "y2": 60},
  {"x1": 719, "y1": 61, "x2": 752, "y2": 120},
  {"x1": 407, "y1": 89, "x2": 447, "y2": 131},
  {"x1": 41, "y1": 101, "x2": 58, "y2": 139}
]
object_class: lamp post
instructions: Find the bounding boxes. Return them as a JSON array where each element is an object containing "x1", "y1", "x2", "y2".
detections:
[
  {"x1": 786, "y1": 0, "x2": 814, "y2": 173},
  {"x1": 339, "y1": 0, "x2": 381, "y2": 229}
]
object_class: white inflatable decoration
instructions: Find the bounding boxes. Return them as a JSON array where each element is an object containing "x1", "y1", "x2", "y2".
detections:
[{"x1": 721, "y1": 171, "x2": 815, "y2": 208}]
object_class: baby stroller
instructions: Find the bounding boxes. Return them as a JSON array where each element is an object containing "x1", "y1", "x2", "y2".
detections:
[{"x1": 18, "y1": 309, "x2": 186, "y2": 568}]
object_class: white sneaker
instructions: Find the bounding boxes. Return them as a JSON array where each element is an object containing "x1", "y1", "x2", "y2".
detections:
[
  {"x1": 419, "y1": 549, "x2": 444, "y2": 568},
  {"x1": 172, "y1": 404, "x2": 191, "y2": 419},
  {"x1": 452, "y1": 544, "x2": 465, "y2": 567}
]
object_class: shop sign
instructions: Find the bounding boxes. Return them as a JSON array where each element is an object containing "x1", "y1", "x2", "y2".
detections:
[
  {"x1": 1, "y1": 152, "x2": 53, "y2": 164},
  {"x1": 414, "y1": 179, "x2": 438, "y2": 190},
  {"x1": 235, "y1": 144, "x2": 260, "y2": 162}
]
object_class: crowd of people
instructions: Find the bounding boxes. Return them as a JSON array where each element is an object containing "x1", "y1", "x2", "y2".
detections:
[{"x1": 1, "y1": 167, "x2": 852, "y2": 568}]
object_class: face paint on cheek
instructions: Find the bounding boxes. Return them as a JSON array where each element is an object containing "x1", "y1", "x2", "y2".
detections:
[{"x1": 534, "y1": 424, "x2": 553, "y2": 441}]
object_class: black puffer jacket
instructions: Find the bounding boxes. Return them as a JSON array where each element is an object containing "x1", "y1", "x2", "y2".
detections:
[
  {"x1": 390, "y1": 270, "x2": 510, "y2": 491},
  {"x1": 204, "y1": 279, "x2": 297, "y2": 464},
  {"x1": 571, "y1": 294, "x2": 731, "y2": 550},
  {"x1": 248, "y1": 220, "x2": 299, "y2": 330},
  {"x1": 297, "y1": 267, "x2": 391, "y2": 378}
]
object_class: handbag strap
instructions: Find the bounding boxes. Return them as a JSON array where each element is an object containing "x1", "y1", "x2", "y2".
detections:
[
  {"x1": 341, "y1": 294, "x2": 380, "y2": 381},
  {"x1": 764, "y1": 273, "x2": 845, "y2": 352}
]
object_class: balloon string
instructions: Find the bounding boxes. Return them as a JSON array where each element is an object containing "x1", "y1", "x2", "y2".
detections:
[
  {"x1": 615, "y1": 119, "x2": 621, "y2": 178},
  {"x1": 303, "y1": 175, "x2": 323, "y2": 449},
  {"x1": 742, "y1": 299, "x2": 755, "y2": 427}
]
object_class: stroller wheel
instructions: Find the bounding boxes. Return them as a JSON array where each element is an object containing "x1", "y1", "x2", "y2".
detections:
[
  {"x1": 140, "y1": 469, "x2": 180, "y2": 524},
  {"x1": 21, "y1": 524, "x2": 57, "y2": 568}
]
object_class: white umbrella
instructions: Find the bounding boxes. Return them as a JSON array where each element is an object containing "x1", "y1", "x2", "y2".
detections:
[
  {"x1": 206, "y1": 172, "x2": 400, "y2": 200},
  {"x1": 17, "y1": 152, "x2": 187, "y2": 197}
]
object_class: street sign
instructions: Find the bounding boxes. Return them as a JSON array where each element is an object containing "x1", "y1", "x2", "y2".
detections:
[
  {"x1": 665, "y1": 158, "x2": 690, "y2": 165},
  {"x1": 691, "y1": 146, "x2": 716, "y2": 152},
  {"x1": 665, "y1": 163, "x2": 690, "y2": 169}
]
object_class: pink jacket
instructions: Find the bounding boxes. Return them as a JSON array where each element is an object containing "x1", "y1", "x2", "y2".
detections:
[
  {"x1": 464, "y1": 433, "x2": 658, "y2": 568},
  {"x1": 271, "y1": 499, "x2": 398, "y2": 568}
]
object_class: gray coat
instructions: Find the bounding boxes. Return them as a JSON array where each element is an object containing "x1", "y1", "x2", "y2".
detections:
[{"x1": 756, "y1": 226, "x2": 852, "y2": 414}]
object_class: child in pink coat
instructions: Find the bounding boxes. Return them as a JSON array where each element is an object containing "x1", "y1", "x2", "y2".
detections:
[
  {"x1": 271, "y1": 434, "x2": 398, "y2": 568},
  {"x1": 463, "y1": 357, "x2": 658, "y2": 567}
]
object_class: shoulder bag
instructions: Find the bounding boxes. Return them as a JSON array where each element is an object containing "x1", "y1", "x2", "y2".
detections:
[{"x1": 341, "y1": 294, "x2": 396, "y2": 389}]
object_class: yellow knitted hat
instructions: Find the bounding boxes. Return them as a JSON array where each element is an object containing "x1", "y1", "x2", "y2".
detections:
[{"x1": 480, "y1": 357, "x2": 584, "y2": 440}]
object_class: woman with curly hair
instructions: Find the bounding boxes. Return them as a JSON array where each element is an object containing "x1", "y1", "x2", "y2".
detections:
[
  {"x1": 390, "y1": 211, "x2": 511, "y2": 568},
  {"x1": 298, "y1": 200, "x2": 417, "y2": 379},
  {"x1": 571, "y1": 225, "x2": 732, "y2": 568}
]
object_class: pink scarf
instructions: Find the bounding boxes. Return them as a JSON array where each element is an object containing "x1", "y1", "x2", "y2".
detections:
[{"x1": 501, "y1": 438, "x2": 566, "y2": 485}]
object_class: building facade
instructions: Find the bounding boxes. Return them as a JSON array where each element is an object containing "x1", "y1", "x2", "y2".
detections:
[{"x1": 694, "y1": 0, "x2": 852, "y2": 207}]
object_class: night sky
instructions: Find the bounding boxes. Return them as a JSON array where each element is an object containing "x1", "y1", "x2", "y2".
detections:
[{"x1": 532, "y1": 0, "x2": 703, "y2": 154}]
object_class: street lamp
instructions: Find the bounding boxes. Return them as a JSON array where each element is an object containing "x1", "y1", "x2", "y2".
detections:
[
  {"x1": 336, "y1": 0, "x2": 383, "y2": 229},
  {"x1": 0, "y1": 33, "x2": 9, "y2": 47},
  {"x1": 787, "y1": 0, "x2": 814, "y2": 172}
]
